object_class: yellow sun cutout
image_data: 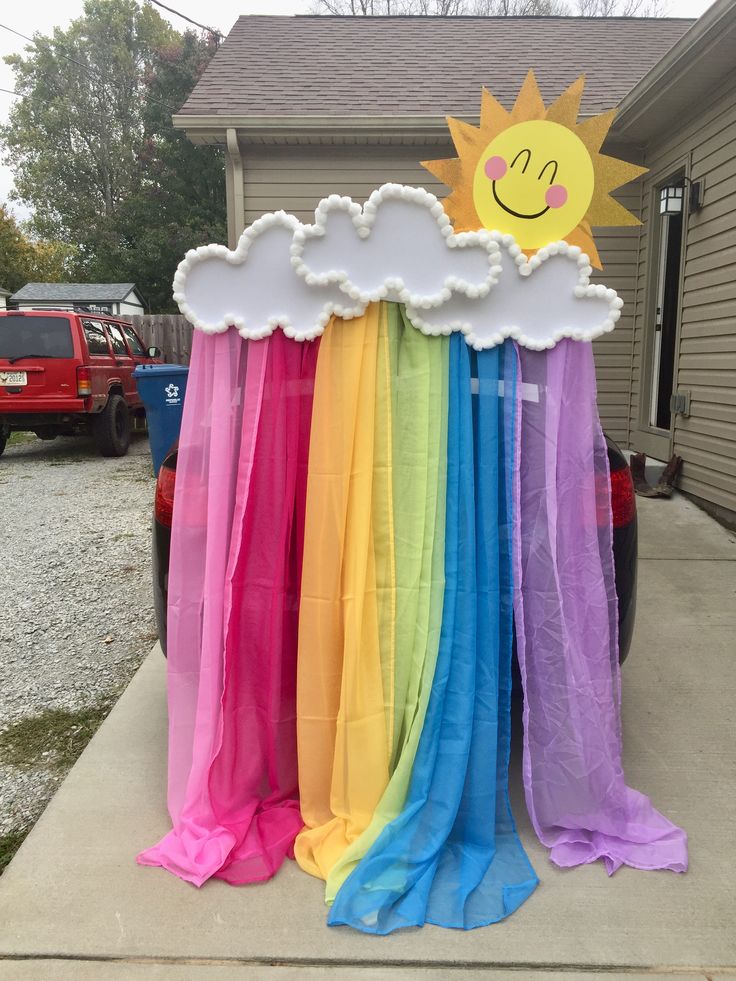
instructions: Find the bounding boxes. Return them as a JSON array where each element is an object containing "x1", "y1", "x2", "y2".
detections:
[{"x1": 423, "y1": 71, "x2": 647, "y2": 269}]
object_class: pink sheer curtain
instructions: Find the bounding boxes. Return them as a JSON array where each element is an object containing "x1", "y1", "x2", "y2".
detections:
[
  {"x1": 139, "y1": 330, "x2": 317, "y2": 886},
  {"x1": 513, "y1": 340, "x2": 688, "y2": 874}
]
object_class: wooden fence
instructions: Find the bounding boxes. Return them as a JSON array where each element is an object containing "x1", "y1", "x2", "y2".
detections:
[{"x1": 122, "y1": 314, "x2": 193, "y2": 365}]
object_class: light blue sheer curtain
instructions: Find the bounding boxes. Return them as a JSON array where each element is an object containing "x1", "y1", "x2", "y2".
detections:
[{"x1": 328, "y1": 336, "x2": 537, "y2": 934}]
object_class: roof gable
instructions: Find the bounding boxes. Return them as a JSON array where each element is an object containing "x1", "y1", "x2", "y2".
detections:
[{"x1": 178, "y1": 15, "x2": 695, "y2": 120}]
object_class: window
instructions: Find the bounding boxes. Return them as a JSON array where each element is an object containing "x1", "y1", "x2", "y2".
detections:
[
  {"x1": 83, "y1": 320, "x2": 110, "y2": 356},
  {"x1": 0, "y1": 315, "x2": 74, "y2": 359},
  {"x1": 107, "y1": 323, "x2": 129, "y2": 356},
  {"x1": 121, "y1": 324, "x2": 146, "y2": 356}
]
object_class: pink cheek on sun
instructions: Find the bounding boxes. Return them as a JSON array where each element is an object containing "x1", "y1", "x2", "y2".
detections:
[
  {"x1": 484, "y1": 156, "x2": 507, "y2": 181},
  {"x1": 545, "y1": 184, "x2": 568, "y2": 209}
]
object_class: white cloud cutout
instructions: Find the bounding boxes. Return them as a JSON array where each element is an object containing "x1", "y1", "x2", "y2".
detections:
[
  {"x1": 172, "y1": 212, "x2": 365, "y2": 341},
  {"x1": 291, "y1": 183, "x2": 501, "y2": 309},
  {"x1": 406, "y1": 238, "x2": 623, "y2": 351},
  {"x1": 172, "y1": 184, "x2": 622, "y2": 351}
]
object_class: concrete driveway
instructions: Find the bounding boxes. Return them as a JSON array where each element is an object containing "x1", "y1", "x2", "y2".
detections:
[{"x1": 0, "y1": 494, "x2": 734, "y2": 980}]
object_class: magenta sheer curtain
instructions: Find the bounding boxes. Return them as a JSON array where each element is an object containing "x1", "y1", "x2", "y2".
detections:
[
  {"x1": 139, "y1": 330, "x2": 317, "y2": 886},
  {"x1": 513, "y1": 340, "x2": 687, "y2": 874}
]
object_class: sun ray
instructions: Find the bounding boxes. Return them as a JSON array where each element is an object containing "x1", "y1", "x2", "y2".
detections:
[
  {"x1": 511, "y1": 70, "x2": 546, "y2": 122},
  {"x1": 421, "y1": 72, "x2": 646, "y2": 269},
  {"x1": 595, "y1": 155, "x2": 648, "y2": 194},
  {"x1": 446, "y1": 116, "x2": 486, "y2": 160},
  {"x1": 575, "y1": 109, "x2": 618, "y2": 154},
  {"x1": 546, "y1": 75, "x2": 585, "y2": 128},
  {"x1": 480, "y1": 86, "x2": 511, "y2": 132},
  {"x1": 568, "y1": 222, "x2": 602, "y2": 270},
  {"x1": 421, "y1": 156, "x2": 463, "y2": 188}
]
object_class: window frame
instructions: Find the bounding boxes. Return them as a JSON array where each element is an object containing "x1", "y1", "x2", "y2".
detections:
[
  {"x1": 120, "y1": 323, "x2": 147, "y2": 357},
  {"x1": 82, "y1": 318, "x2": 113, "y2": 357},
  {"x1": 106, "y1": 321, "x2": 131, "y2": 358}
]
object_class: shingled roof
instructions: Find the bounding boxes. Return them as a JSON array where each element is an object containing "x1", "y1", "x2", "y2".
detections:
[
  {"x1": 11, "y1": 283, "x2": 139, "y2": 302},
  {"x1": 177, "y1": 15, "x2": 695, "y2": 120}
]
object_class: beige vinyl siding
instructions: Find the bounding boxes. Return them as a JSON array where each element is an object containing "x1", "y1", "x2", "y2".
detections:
[
  {"x1": 590, "y1": 182, "x2": 643, "y2": 446},
  {"x1": 629, "y1": 72, "x2": 736, "y2": 514},
  {"x1": 240, "y1": 143, "x2": 637, "y2": 441},
  {"x1": 242, "y1": 144, "x2": 450, "y2": 225}
]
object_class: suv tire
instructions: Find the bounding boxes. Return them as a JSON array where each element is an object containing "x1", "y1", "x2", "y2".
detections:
[
  {"x1": 93, "y1": 394, "x2": 131, "y2": 457},
  {"x1": 0, "y1": 430, "x2": 7, "y2": 458}
]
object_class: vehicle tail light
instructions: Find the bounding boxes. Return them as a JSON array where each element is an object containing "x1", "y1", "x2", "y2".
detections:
[
  {"x1": 610, "y1": 465, "x2": 636, "y2": 528},
  {"x1": 77, "y1": 366, "x2": 92, "y2": 396},
  {"x1": 155, "y1": 463, "x2": 176, "y2": 528}
]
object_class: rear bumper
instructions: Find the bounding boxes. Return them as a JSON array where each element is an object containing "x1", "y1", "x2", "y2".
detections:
[{"x1": 0, "y1": 397, "x2": 87, "y2": 416}]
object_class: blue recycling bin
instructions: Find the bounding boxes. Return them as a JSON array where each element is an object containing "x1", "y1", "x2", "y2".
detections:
[{"x1": 133, "y1": 363, "x2": 189, "y2": 475}]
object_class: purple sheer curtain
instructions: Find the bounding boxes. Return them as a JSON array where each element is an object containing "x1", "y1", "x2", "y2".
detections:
[{"x1": 513, "y1": 340, "x2": 688, "y2": 874}]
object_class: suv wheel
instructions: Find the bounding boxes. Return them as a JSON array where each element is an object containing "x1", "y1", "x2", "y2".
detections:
[{"x1": 93, "y1": 394, "x2": 131, "y2": 457}]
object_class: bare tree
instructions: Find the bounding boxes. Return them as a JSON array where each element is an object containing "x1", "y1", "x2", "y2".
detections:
[
  {"x1": 576, "y1": 0, "x2": 667, "y2": 14},
  {"x1": 309, "y1": 0, "x2": 414, "y2": 11},
  {"x1": 470, "y1": 0, "x2": 571, "y2": 14},
  {"x1": 309, "y1": 0, "x2": 667, "y2": 13}
]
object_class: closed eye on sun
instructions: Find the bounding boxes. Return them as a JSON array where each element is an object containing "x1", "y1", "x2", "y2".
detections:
[
  {"x1": 539, "y1": 160, "x2": 559, "y2": 183},
  {"x1": 510, "y1": 148, "x2": 532, "y2": 173}
]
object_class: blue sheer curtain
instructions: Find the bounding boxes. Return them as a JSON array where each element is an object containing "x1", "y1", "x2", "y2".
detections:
[{"x1": 328, "y1": 336, "x2": 537, "y2": 934}]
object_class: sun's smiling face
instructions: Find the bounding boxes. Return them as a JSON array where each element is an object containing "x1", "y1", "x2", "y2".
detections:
[
  {"x1": 422, "y1": 72, "x2": 647, "y2": 269},
  {"x1": 472, "y1": 120, "x2": 595, "y2": 250}
]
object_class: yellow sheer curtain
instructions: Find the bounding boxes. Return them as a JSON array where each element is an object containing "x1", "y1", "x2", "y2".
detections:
[{"x1": 295, "y1": 304, "x2": 390, "y2": 879}]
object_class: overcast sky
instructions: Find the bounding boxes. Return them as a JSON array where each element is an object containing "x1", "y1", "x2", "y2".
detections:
[{"x1": 0, "y1": 0, "x2": 716, "y2": 223}]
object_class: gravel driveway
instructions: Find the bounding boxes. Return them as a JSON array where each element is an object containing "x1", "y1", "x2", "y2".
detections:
[{"x1": 0, "y1": 433, "x2": 157, "y2": 844}]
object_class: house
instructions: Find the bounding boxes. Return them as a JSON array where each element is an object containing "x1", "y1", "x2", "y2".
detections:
[
  {"x1": 173, "y1": 5, "x2": 736, "y2": 523},
  {"x1": 0, "y1": 287, "x2": 9, "y2": 311},
  {"x1": 10, "y1": 283, "x2": 146, "y2": 316}
]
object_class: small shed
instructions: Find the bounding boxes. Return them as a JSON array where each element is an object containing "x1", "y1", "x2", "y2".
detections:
[
  {"x1": 0, "y1": 287, "x2": 9, "y2": 311},
  {"x1": 10, "y1": 283, "x2": 146, "y2": 316}
]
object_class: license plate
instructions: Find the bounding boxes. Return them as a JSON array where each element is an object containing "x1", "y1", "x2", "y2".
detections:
[{"x1": 0, "y1": 371, "x2": 27, "y2": 386}]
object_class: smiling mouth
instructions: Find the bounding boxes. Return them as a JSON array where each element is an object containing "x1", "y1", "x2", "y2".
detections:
[{"x1": 492, "y1": 182, "x2": 550, "y2": 220}]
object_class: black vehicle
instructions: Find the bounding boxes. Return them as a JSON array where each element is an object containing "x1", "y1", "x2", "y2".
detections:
[{"x1": 152, "y1": 436, "x2": 637, "y2": 661}]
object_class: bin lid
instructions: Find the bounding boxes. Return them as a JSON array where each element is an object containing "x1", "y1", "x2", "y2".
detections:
[{"x1": 133, "y1": 364, "x2": 189, "y2": 377}]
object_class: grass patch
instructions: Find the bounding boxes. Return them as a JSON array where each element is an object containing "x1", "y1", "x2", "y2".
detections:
[
  {"x1": 0, "y1": 825, "x2": 32, "y2": 875},
  {"x1": 7, "y1": 431, "x2": 36, "y2": 446},
  {"x1": 0, "y1": 702, "x2": 113, "y2": 772}
]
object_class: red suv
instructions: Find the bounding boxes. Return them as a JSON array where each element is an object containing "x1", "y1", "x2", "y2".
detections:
[{"x1": 0, "y1": 310, "x2": 162, "y2": 458}]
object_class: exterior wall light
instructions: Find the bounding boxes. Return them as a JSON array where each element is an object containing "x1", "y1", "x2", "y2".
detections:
[{"x1": 659, "y1": 177, "x2": 704, "y2": 215}]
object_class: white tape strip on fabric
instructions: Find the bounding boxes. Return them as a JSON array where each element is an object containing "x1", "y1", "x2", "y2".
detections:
[{"x1": 469, "y1": 378, "x2": 540, "y2": 403}]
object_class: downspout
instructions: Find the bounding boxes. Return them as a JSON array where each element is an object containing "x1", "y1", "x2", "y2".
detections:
[
  {"x1": 627, "y1": 157, "x2": 646, "y2": 450},
  {"x1": 226, "y1": 128, "x2": 246, "y2": 247}
]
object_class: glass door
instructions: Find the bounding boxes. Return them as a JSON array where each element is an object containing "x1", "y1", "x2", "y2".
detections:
[{"x1": 648, "y1": 180, "x2": 684, "y2": 432}]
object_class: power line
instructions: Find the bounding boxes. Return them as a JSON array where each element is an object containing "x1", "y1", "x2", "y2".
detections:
[
  {"x1": 0, "y1": 86, "x2": 18, "y2": 97},
  {"x1": 144, "y1": 0, "x2": 224, "y2": 39},
  {"x1": 0, "y1": 21, "x2": 176, "y2": 113}
]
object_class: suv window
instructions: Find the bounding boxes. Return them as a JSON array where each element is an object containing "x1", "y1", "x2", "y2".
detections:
[
  {"x1": 82, "y1": 320, "x2": 110, "y2": 356},
  {"x1": 0, "y1": 315, "x2": 74, "y2": 360},
  {"x1": 121, "y1": 324, "x2": 146, "y2": 356},
  {"x1": 107, "y1": 323, "x2": 129, "y2": 357}
]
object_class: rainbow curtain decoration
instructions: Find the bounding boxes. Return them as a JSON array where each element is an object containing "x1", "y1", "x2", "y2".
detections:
[{"x1": 138, "y1": 73, "x2": 687, "y2": 932}]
